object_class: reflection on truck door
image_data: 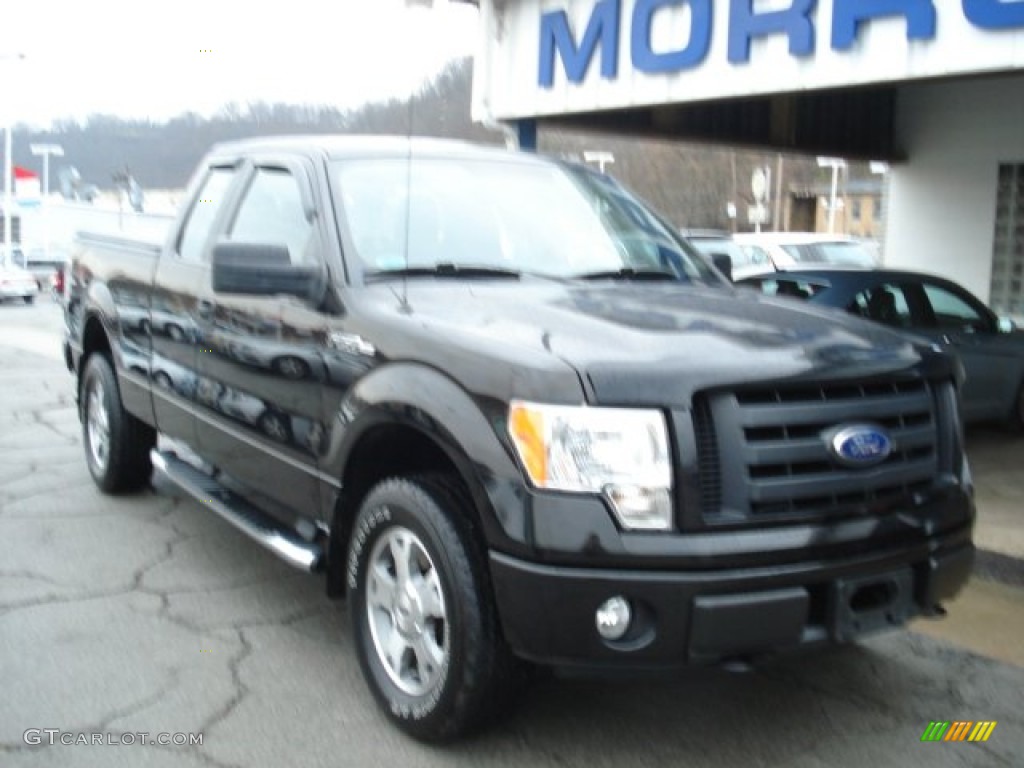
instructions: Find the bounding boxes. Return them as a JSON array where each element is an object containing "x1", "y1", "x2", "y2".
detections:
[
  {"x1": 151, "y1": 165, "x2": 239, "y2": 446},
  {"x1": 192, "y1": 160, "x2": 325, "y2": 516}
]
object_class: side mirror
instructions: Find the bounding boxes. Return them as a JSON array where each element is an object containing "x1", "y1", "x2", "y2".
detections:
[
  {"x1": 212, "y1": 242, "x2": 320, "y2": 300},
  {"x1": 997, "y1": 316, "x2": 1016, "y2": 334},
  {"x1": 710, "y1": 252, "x2": 733, "y2": 282}
]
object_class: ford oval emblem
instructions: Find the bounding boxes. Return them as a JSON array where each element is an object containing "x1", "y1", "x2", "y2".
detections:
[{"x1": 828, "y1": 425, "x2": 893, "y2": 468}]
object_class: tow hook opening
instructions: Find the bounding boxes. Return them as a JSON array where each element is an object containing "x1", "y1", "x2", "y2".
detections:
[{"x1": 849, "y1": 580, "x2": 897, "y2": 614}]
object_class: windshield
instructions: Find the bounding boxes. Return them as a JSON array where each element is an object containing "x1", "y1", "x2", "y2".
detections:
[
  {"x1": 332, "y1": 156, "x2": 718, "y2": 283},
  {"x1": 780, "y1": 241, "x2": 877, "y2": 267}
]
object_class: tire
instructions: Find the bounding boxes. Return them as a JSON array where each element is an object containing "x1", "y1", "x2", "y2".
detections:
[
  {"x1": 23, "y1": 295, "x2": 35, "y2": 305},
  {"x1": 81, "y1": 354, "x2": 156, "y2": 493},
  {"x1": 258, "y1": 410, "x2": 292, "y2": 443},
  {"x1": 347, "y1": 474, "x2": 518, "y2": 741}
]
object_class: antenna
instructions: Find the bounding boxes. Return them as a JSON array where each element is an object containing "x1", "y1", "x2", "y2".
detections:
[{"x1": 398, "y1": 44, "x2": 418, "y2": 314}]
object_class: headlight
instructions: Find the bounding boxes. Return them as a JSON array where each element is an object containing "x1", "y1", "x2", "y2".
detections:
[{"x1": 508, "y1": 400, "x2": 673, "y2": 531}]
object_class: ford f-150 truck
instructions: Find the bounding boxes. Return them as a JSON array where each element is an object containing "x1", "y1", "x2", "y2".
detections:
[{"x1": 65, "y1": 136, "x2": 974, "y2": 741}]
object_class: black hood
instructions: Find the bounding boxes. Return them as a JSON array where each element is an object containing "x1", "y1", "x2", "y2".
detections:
[{"x1": 364, "y1": 279, "x2": 952, "y2": 407}]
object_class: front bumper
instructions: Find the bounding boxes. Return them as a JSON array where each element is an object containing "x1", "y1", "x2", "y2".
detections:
[{"x1": 490, "y1": 536, "x2": 973, "y2": 669}]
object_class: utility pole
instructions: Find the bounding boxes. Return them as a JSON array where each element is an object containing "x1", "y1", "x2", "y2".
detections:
[
  {"x1": 772, "y1": 154, "x2": 784, "y2": 231},
  {"x1": 817, "y1": 157, "x2": 847, "y2": 234},
  {"x1": 30, "y1": 143, "x2": 64, "y2": 261},
  {"x1": 1, "y1": 52, "x2": 25, "y2": 266}
]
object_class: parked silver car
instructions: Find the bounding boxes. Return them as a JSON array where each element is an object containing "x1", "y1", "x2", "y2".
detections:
[{"x1": 0, "y1": 259, "x2": 39, "y2": 304}]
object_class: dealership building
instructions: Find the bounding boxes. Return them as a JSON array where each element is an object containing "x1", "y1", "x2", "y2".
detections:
[{"x1": 470, "y1": 0, "x2": 1024, "y2": 317}]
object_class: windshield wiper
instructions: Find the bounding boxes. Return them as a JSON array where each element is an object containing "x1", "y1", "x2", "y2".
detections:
[
  {"x1": 572, "y1": 268, "x2": 680, "y2": 281},
  {"x1": 366, "y1": 263, "x2": 522, "y2": 281}
]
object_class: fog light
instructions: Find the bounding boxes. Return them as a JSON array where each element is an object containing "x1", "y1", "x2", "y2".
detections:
[{"x1": 595, "y1": 596, "x2": 632, "y2": 640}]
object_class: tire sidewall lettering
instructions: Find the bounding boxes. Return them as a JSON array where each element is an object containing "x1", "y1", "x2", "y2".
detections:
[{"x1": 348, "y1": 491, "x2": 458, "y2": 725}]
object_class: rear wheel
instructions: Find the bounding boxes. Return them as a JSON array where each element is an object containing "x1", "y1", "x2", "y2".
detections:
[
  {"x1": 23, "y1": 295, "x2": 34, "y2": 305},
  {"x1": 272, "y1": 355, "x2": 310, "y2": 380},
  {"x1": 81, "y1": 354, "x2": 155, "y2": 493},
  {"x1": 347, "y1": 474, "x2": 518, "y2": 741}
]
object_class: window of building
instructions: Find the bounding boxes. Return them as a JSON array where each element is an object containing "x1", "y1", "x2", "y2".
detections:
[{"x1": 989, "y1": 164, "x2": 1024, "y2": 319}]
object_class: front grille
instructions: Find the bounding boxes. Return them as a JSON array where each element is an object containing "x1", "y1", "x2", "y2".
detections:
[{"x1": 694, "y1": 378, "x2": 943, "y2": 522}]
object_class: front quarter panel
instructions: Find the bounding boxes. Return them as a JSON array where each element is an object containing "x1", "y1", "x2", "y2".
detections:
[{"x1": 320, "y1": 362, "x2": 534, "y2": 553}]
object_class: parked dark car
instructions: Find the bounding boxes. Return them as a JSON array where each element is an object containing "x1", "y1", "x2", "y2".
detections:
[{"x1": 738, "y1": 267, "x2": 1024, "y2": 426}]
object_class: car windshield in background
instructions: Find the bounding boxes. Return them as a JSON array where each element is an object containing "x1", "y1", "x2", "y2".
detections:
[
  {"x1": 780, "y1": 241, "x2": 876, "y2": 266},
  {"x1": 333, "y1": 157, "x2": 718, "y2": 284},
  {"x1": 688, "y1": 237, "x2": 755, "y2": 268}
]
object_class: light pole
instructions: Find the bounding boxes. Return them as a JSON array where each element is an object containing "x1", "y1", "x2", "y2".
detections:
[
  {"x1": 817, "y1": 156, "x2": 847, "y2": 234},
  {"x1": 30, "y1": 143, "x2": 64, "y2": 261},
  {"x1": 1, "y1": 53, "x2": 26, "y2": 266}
]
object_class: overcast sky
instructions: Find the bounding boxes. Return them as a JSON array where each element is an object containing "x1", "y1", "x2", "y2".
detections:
[{"x1": 0, "y1": 0, "x2": 479, "y2": 127}]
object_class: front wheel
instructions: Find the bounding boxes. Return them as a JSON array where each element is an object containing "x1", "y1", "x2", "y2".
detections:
[
  {"x1": 81, "y1": 354, "x2": 155, "y2": 493},
  {"x1": 347, "y1": 475, "x2": 518, "y2": 741}
]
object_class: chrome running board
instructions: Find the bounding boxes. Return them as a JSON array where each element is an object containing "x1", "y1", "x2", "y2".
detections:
[{"x1": 150, "y1": 449, "x2": 323, "y2": 572}]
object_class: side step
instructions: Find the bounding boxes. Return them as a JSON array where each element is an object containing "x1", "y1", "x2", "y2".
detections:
[{"x1": 151, "y1": 449, "x2": 324, "y2": 572}]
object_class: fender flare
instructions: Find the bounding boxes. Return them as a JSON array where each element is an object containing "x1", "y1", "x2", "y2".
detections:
[{"x1": 322, "y1": 362, "x2": 531, "y2": 549}]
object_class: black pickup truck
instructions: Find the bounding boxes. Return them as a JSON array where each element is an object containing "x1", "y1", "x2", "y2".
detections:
[{"x1": 65, "y1": 136, "x2": 974, "y2": 741}]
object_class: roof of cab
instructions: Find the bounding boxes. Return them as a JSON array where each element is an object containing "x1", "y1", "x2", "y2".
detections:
[{"x1": 207, "y1": 134, "x2": 543, "y2": 164}]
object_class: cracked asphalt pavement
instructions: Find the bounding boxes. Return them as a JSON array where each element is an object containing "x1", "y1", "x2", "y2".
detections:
[{"x1": 1, "y1": 299, "x2": 1022, "y2": 767}]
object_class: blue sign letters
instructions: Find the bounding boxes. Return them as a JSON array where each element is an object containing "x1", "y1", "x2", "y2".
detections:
[
  {"x1": 727, "y1": 0, "x2": 815, "y2": 63},
  {"x1": 963, "y1": 0, "x2": 1024, "y2": 30},
  {"x1": 631, "y1": 0, "x2": 712, "y2": 73},
  {"x1": 832, "y1": 0, "x2": 936, "y2": 50},
  {"x1": 538, "y1": 0, "x2": 1024, "y2": 88},
  {"x1": 539, "y1": 0, "x2": 621, "y2": 87}
]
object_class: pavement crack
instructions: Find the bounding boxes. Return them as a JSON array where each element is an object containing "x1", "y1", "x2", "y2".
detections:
[
  {"x1": 0, "y1": 586, "x2": 136, "y2": 617},
  {"x1": 0, "y1": 742, "x2": 52, "y2": 755},
  {"x1": 131, "y1": 524, "x2": 191, "y2": 593},
  {"x1": 0, "y1": 480, "x2": 104, "y2": 509},
  {"x1": 29, "y1": 409, "x2": 80, "y2": 442},
  {"x1": 196, "y1": 628, "x2": 252, "y2": 737},
  {"x1": 213, "y1": 602, "x2": 331, "y2": 632},
  {"x1": 0, "y1": 569, "x2": 62, "y2": 585},
  {"x1": 94, "y1": 671, "x2": 183, "y2": 732}
]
